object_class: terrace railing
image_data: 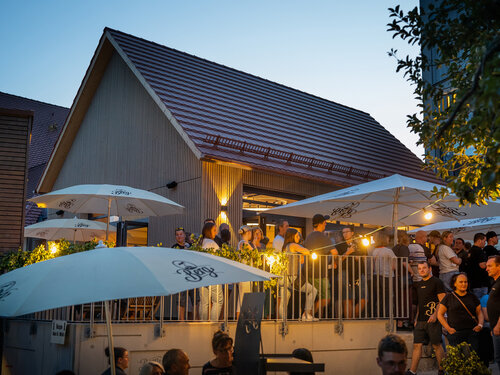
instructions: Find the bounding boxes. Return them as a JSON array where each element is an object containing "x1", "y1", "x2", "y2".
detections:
[{"x1": 24, "y1": 255, "x2": 410, "y2": 332}]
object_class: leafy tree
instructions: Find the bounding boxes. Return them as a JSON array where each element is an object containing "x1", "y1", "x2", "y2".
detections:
[{"x1": 387, "y1": 0, "x2": 500, "y2": 205}]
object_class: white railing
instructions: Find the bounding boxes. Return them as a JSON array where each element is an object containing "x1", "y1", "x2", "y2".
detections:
[{"x1": 23, "y1": 255, "x2": 410, "y2": 326}]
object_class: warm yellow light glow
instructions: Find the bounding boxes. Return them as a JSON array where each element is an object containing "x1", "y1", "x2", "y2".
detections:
[
  {"x1": 424, "y1": 212, "x2": 433, "y2": 220},
  {"x1": 49, "y1": 242, "x2": 58, "y2": 254},
  {"x1": 311, "y1": 252, "x2": 318, "y2": 260},
  {"x1": 267, "y1": 255, "x2": 276, "y2": 266},
  {"x1": 361, "y1": 238, "x2": 370, "y2": 247},
  {"x1": 220, "y1": 211, "x2": 227, "y2": 221},
  {"x1": 220, "y1": 198, "x2": 228, "y2": 206},
  {"x1": 37, "y1": 203, "x2": 47, "y2": 208}
]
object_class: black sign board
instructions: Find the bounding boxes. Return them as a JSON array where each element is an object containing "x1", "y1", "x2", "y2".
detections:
[{"x1": 233, "y1": 292, "x2": 265, "y2": 375}]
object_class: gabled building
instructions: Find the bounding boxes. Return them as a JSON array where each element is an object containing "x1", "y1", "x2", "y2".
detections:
[
  {"x1": 38, "y1": 28, "x2": 437, "y2": 245},
  {"x1": 0, "y1": 92, "x2": 69, "y2": 252}
]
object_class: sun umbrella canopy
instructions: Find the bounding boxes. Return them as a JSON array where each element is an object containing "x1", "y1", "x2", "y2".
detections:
[
  {"x1": 24, "y1": 217, "x2": 115, "y2": 242},
  {"x1": 29, "y1": 184, "x2": 184, "y2": 217},
  {"x1": 0, "y1": 247, "x2": 277, "y2": 317},
  {"x1": 409, "y1": 216, "x2": 500, "y2": 238},
  {"x1": 266, "y1": 174, "x2": 500, "y2": 227}
]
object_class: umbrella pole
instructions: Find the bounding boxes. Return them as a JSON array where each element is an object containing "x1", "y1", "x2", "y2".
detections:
[
  {"x1": 106, "y1": 198, "x2": 111, "y2": 242},
  {"x1": 105, "y1": 300, "x2": 116, "y2": 375},
  {"x1": 392, "y1": 188, "x2": 400, "y2": 246}
]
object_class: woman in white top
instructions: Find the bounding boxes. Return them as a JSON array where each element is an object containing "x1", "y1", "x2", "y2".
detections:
[
  {"x1": 281, "y1": 228, "x2": 318, "y2": 321},
  {"x1": 236, "y1": 225, "x2": 254, "y2": 317},
  {"x1": 199, "y1": 222, "x2": 223, "y2": 321},
  {"x1": 438, "y1": 231, "x2": 461, "y2": 291}
]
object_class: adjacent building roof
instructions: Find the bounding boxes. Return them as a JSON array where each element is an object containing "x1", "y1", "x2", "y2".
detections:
[
  {"x1": 0, "y1": 92, "x2": 69, "y2": 223},
  {"x1": 38, "y1": 28, "x2": 439, "y2": 191}
]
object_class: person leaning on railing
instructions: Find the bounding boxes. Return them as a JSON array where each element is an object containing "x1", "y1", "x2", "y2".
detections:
[
  {"x1": 371, "y1": 231, "x2": 397, "y2": 318},
  {"x1": 304, "y1": 214, "x2": 337, "y2": 318},
  {"x1": 335, "y1": 225, "x2": 367, "y2": 319},
  {"x1": 282, "y1": 228, "x2": 318, "y2": 321},
  {"x1": 199, "y1": 221, "x2": 224, "y2": 321},
  {"x1": 236, "y1": 225, "x2": 255, "y2": 318}
]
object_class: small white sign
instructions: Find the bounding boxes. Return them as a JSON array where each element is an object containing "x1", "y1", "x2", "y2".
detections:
[{"x1": 50, "y1": 320, "x2": 67, "y2": 344}]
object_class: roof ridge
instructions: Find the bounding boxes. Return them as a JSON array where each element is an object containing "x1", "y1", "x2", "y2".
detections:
[
  {"x1": 0, "y1": 91, "x2": 69, "y2": 110},
  {"x1": 104, "y1": 27, "x2": 373, "y2": 117}
]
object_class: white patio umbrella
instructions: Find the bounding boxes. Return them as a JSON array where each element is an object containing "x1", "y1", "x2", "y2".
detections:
[
  {"x1": 0, "y1": 247, "x2": 277, "y2": 375},
  {"x1": 267, "y1": 174, "x2": 500, "y2": 243},
  {"x1": 409, "y1": 216, "x2": 500, "y2": 239},
  {"x1": 24, "y1": 217, "x2": 116, "y2": 242},
  {"x1": 29, "y1": 184, "x2": 184, "y2": 240}
]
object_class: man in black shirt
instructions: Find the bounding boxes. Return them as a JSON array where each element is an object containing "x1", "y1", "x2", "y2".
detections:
[
  {"x1": 454, "y1": 237, "x2": 468, "y2": 272},
  {"x1": 468, "y1": 233, "x2": 489, "y2": 299},
  {"x1": 487, "y1": 255, "x2": 500, "y2": 372},
  {"x1": 336, "y1": 225, "x2": 367, "y2": 318},
  {"x1": 407, "y1": 261, "x2": 446, "y2": 375},
  {"x1": 485, "y1": 231, "x2": 499, "y2": 258},
  {"x1": 304, "y1": 214, "x2": 337, "y2": 316}
]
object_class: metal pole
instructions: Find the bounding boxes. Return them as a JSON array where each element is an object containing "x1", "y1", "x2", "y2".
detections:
[
  {"x1": 106, "y1": 198, "x2": 111, "y2": 242},
  {"x1": 392, "y1": 188, "x2": 400, "y2": 246},
  {"x1": 335, "y1": 256, "x2": 343, "y2": 334},
  {"x1": 105, "y1": 300, "x2": 116, "y2": 375}
]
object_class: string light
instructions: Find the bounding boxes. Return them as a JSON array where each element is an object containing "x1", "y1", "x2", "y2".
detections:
[
  {"x1": 311, "y1": 252, "x2": 318, "y2": 260},
  {"x1": 361, "y1": 238, "x2": 370, "y2": 247},
  {"x1": 424, "y1": 211, "x2": 433, "y2": 220},
  {"x1": 266, "y1": 255, "x2": 276, "y2": 266},
  {"x1": 49, "y1": 242, "x2": 58, "y2": 254}
]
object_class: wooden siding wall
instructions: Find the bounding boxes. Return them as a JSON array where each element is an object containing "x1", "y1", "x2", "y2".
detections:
[
  {"x1": 0, "y1": 112, "x2": 31, "y2": 253},
  {"x1": 202, "y1": 162, "x2": 243, "y2": 246},
  {"x1": 51, "y1": 52, "x2": 202, "y2": 246}
]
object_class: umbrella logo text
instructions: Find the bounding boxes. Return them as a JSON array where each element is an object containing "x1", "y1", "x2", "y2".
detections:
[
  {"x1": 58, "y1": 199, "x2": 77, "y2": 210},
  {"x1": 75, "y1": 223, "x2": 89, "y2": 228},
  {"x1": 125, "y1": 204, "x2": 144, "y2": 214},
  {"x1": 431, "y1": 203, "x2": 467, "y2": 219},
  {"x1": 333, "y1": 188, "x2": 360, "y2": 197},
  {"x1": 330, "y1": 202, "x2": 360, "y2": 219},
  {"x1": 111, "y1": 189, "x2": 132, "y2": 196},
  {"x1": 173, "y1": 260, "x2": 219, "y2": 282},
  {"x1": 0, "y1": 281, "x2": 16, "y2": 300},
  {"x1": 468, "y1": 217, "x2": 495, "y2": 225}
]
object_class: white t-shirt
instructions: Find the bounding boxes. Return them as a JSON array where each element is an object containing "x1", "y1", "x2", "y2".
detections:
[
  {"x1": 438, "y1": 244, "x2": 459, "y2": 273},
  {"x1": 201, "y1": 238, "x2": 219, "y2": 251},
  {"x1": 372, "y1": 246, "x2": 396, "y2": 277},
  {"x1": 273, "y1": 235, "x2": 284, "y2": 252}
]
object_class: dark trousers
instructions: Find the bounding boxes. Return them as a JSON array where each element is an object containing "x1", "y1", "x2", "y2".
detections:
[{"x1": 448, "y1": 329, "x2": 480, "y2": 354}]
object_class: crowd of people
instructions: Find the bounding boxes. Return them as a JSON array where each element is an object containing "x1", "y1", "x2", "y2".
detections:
[
  {"x1": 167, "y1": 216, "x2": 500, "y2": 373},
  {"x1": 405, "y1": 230, "x2": 500, "y2": 374},
  {"x1": 98, "y1": 331, "x2": 317, "y2": 375}
]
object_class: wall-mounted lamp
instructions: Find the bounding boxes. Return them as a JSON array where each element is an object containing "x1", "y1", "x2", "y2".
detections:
[
  {"x1": 220, "y1": 205, "x2": 228, "y2": 212},
  {"x1": 166, "y1": 181, "x2": 178, "y2": 189}
]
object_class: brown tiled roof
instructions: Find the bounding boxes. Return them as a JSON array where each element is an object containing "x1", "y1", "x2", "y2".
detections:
[{"x1": 106, "y1": 28, "x2": 437, "y2": 185}]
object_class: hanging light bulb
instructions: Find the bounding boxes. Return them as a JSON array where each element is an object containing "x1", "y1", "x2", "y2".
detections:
[
  {"x1": 362, "y1": 238, "x2": 370, "y2": 247},
  {"x1": 424, "y1": 211, "x2": 433, "y2": 220},
  {"x1": 311, "y1": 252, "x2": 318, "y2": 260}
]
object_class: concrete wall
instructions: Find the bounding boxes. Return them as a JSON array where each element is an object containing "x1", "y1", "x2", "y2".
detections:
[{"x1": 2, "y1": 319, "x2": 392, "y2": 375}]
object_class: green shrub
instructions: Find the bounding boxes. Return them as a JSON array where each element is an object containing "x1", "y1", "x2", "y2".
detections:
[{"x1": 441, "y1": 342, "x2": 491, "y2": 375}]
